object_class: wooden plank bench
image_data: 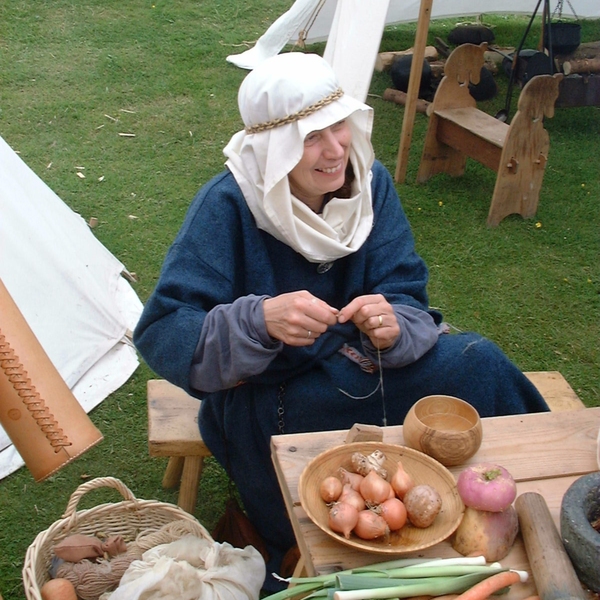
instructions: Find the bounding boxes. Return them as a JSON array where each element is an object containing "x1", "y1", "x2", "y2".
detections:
[
  {"x1": 417, "y1": 42, "x2": 563, "y2": 226},
  {"x1": 147, "y1": 371, "x2": 583, "y2": 513},
  {"x1": 147, "y1": 379, "x2": 211, "y2": 514}
]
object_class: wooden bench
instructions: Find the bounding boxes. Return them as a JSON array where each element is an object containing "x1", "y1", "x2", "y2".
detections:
[
  {"x1": 147, "y1": 379, "x2": 212, "y2": 514},
  {"x1": 147, "y1": 371, "x2": 583, "y2": 514},
  {"x1": 417, "y1": 42, "x2": 563, "y2": 226}
]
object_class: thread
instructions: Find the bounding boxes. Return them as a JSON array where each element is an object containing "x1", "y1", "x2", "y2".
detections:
[
  {"x1": 0, "y1": 329, "x2": 72, "y2": 452},
  {"x1": 337, "y1": 346, "x2": 387, "y2": 426}
]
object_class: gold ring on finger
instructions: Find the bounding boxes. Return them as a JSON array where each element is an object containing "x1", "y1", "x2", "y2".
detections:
[
  {"x1": 378, "y1": 315, "x2": 383, "y2": 328},
  {"x1": 307, "y1": 330, "x2": 312, "y2": 339}
]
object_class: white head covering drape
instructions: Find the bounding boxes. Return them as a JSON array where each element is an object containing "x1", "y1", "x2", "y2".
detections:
[{"x1": 224, "y1": 52, "x2": 375, "y2": 263}]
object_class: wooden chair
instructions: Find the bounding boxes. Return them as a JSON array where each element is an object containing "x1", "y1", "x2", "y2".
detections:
[
  {"x1": 147, "y1": 371, "x2": 583, "y2": 515},
  {"x1": 417, "y1": 43, "x2": 563, "y2": 226}
]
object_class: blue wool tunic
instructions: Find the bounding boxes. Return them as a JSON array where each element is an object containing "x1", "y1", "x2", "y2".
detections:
[{"x1": 134, "y1": 161, "x2": 548, "y2": 591}]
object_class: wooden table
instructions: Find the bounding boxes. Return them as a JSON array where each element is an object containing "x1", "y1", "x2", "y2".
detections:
[{"x1": 271, "y1": 407, "x2": 600, "y2": 598}]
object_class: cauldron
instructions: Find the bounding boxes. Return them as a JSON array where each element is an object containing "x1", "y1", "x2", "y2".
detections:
[
  {"x1": 390, "y1": 55, "x2": 432, "y2": 96},
  {"x1": 545, "y1": 22, "x2": 581, "y2": 56}
]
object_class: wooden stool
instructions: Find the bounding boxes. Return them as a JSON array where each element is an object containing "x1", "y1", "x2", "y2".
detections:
[
  {"x1": 417, "y1": 42, "x2": 563, "y2": 226},
  {"x1": 147, "y1": 379, "x2": 212, "y2": 514}
]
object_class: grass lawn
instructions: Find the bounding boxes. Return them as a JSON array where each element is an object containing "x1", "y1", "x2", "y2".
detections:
[{"x1": 0, "y1": 2, "x2": 598, "y2": 598}]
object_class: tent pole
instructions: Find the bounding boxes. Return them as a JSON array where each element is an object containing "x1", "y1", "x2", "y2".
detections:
[{"x1": 394, "y1": 0, "x2": 433, "y2": 183}]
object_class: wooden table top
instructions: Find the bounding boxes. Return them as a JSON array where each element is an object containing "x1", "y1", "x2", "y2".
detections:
[{"x1": 271, "y1": 407, "x2": 600, "y2": 599}]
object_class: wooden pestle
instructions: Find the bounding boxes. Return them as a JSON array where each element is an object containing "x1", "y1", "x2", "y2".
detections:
[{"x1": 515, "y1": 492, "x2": 586, "y2": 600}]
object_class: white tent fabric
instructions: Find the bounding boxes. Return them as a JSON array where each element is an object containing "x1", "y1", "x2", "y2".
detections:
[
  {"x1": 227, "y1": 0, "x2": 600, "y2": 70},
  {"x1": 0, "y1": 134, "x2": 143, "y2": 480}
]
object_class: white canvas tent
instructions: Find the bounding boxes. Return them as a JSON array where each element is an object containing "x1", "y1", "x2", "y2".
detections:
[
  {"x1": 0, "y1": 134, "x2": 143, "y2": 480},
  {"x1": 227, "y1": 0, "x2": 600, "y2": 71}
]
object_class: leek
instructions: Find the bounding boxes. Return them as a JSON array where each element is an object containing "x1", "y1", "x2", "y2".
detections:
[
  {"x1": 332, "y1": 571, "x2": 509, "y2": 600},
  {"x1": 263, "y1": 556, "x2": 518, "y2": 600}
]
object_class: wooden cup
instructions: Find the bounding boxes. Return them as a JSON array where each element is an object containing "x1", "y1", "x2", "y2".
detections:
[{"x1": 402, "y1": 395, "x2": 482, "y2": 466}]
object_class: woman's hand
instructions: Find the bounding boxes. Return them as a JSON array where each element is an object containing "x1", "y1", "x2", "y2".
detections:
[
  {"x1": 263, "y1": 291, "x2": 339, "y2": 346},
  {"x1": 337, "y1": 294, "x2": 400, "y2": 350}
]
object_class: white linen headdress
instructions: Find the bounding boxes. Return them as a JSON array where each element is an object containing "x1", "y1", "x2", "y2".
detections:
[{"x1": 224, "y1": 52, "x2": 375, "y2": 263}]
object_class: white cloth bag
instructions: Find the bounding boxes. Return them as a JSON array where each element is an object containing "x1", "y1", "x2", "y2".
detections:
[{"x1": 104, "y1": 535, "x2": 265, "y2": 600}]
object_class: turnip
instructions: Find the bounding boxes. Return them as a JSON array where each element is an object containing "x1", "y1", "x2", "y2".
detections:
[
  {"x1": 451, "y1": 505, "x2": 519, "y2": 561},
  {"x1": 456, "y1": 463, "x2": 516, "y2": 512}
]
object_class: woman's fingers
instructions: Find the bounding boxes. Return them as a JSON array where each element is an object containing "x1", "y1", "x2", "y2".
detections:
[
  {"x1": 263, "y1": 291, "x2": 338, "y2": 345},
  {"x1": 337, "y1": 294, "x2": 400, "y2": 349},
  {"x1": 338, "y1": 294, "x2": 388, "y2": 327}
]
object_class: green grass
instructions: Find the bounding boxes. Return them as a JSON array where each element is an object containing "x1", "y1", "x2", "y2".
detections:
[{"x1": 0, "y1": 2, "x2": 599, "y2": 598}]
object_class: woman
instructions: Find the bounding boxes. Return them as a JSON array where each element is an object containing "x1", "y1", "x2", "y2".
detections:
[{"x1": 134, "y1": 52, "x2": 548, "y2": 591}]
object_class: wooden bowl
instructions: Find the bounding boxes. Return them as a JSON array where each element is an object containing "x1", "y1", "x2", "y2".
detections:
[
  {"x1": 403, "y1": 395, "x2": 482, "y2": 466},
  {"x1": 298, "y1": 442, "x2": 464, "y2": 554}
]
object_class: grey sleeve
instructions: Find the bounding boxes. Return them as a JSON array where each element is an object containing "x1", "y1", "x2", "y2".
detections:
[
  {"x1": 361, "y1": 305, "x2": 440, "y2": 368},
  {"x1": 190, "y1": 295, "x2": 282, "y2": 393}
]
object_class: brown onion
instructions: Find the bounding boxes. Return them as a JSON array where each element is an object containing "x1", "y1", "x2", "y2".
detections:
[
  {"x1": 359, "y1": 469, "x2": 392, "y2": 505},
  {"x1": 339, "y1": 483, "x2": 366, "y2": 512},
  {"x1": 379, "y1": 497, "x2": 408, "y2": 531},
  {"x1": 338, "y1": 467, "x2": 364, "y2": 491},
  {"x1": 391, "y1": 460, "x2": 414, "y2": 500},
  {"x1": 320, "y1": 476, "x2": 343, "y2": 503},
  {"x1": 329, "y1": 502, "x2": 359, "y2": 539},
  {"x1": 354, "y1": 509, "x2": 389, "y2": 540}
]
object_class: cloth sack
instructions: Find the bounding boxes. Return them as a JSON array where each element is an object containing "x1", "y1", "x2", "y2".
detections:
[{"x1": 103, "y1": 535, "x2": 265, "y2": 600}]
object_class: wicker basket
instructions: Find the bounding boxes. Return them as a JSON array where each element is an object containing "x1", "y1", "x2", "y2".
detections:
[{"x1": 22, "y1": 476, "x2": 212, "y2": 600}]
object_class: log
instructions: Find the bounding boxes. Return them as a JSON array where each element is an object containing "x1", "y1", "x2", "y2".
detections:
[
  {"x1": 375, "y1": 46, "x2": 438, "y2": 71},
  {"x1": 428, "y1": 59, "x2": 498, "y2": 81},
  {"x1": 484, "y1": 47, "x2": 515, "y2": 66},
  {"x1": 382, "y1": 88, "x2": 430, "y2": 113},
  {"x1": 555, "y1": 40, "x2": 600, "y2": 71},
  {"x1": 429, "y1": 60, "x2": 446, "y2": 80},
  {"x1": 562, "y1": 57, "x2": 600, "y2": 75}
]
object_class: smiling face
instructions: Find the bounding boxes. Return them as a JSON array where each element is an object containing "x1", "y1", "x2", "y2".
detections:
[{"x1": 288, "y1": 120, "x2": 352, "y2": 213}]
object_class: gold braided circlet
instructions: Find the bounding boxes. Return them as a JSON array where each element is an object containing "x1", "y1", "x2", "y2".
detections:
[
  {"x1": 245, "y1": 88, "x2": 344, "y2": 134},
  {"x1": 0, "y1": 329, "x2": 71, "y2": 452}
]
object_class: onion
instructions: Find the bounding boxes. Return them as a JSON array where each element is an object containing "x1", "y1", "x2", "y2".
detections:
[
  {"x1": 354, "y1": 509, "x2": 389, "y2": 540},
  {"x1": 390, "y1": 460, "x2": 414, "y2": 500},
  {"x1": 387, "y1": 484, "x2": 396, "y2": 500},
  {"x1": 338, "y1": 467, "x2": 364, "y2": 491},
  {"x1": 359, "y1": 469, "x2": 392, "y2": 505},
  {"x1": 328, "y1": 502, "x2": 359, "y2": 539},
  {"x1": 339, "y1": 483, "x2": 366, "y2": 512},
  {"x1": 456, "y1": 463, "x2": 517, "y2": 512},
  {"x1": 41, "y1": 578, "x2": 78, "y2": 600},
  {"x1": 379, "y1": 497, "x2": 408, "y2": 531},
  {"x1": 320, "y1": 476, "x2": 343, "y2": 503}
]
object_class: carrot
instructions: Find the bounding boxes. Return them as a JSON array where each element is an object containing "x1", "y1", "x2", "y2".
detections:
[{"x1": 453, "y1": 570, "x2": 522, "y2": 600}]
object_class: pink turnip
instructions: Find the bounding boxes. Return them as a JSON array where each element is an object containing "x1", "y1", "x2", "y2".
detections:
[
  {"x1": 451, "y1": 505, "x2": 519, "y2": 561},
  {"x1": 456, "y1": 463, "x2": 516, "y2": 512}
]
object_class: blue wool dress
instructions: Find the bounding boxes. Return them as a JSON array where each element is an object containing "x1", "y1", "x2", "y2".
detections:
[{"x1": 134, "y1": 160, "x2": 548, "y2": 592}]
